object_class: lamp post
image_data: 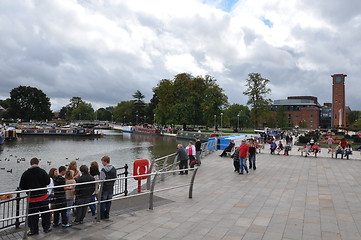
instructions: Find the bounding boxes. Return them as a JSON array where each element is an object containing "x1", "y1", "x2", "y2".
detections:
[
  {"x1": 136, "y1": 114, "x2": 138, "y2": 125},
  {"x1": 237, "y1": 113, "x2": 240, "y2": 133},
  {"x1": 153, "y1": 114, "x2": 156, "y2": 125},
  {"x1": 144, "y1": 115, "x2": 146, "y2": 124},
  {"x1": 220, "y1": 112, "x2": 223, "y2": 133},
  {"x1": 214, "y1": 115, "x2": 216, "y2": 132},
  {"x1": 123, "y1": 116, "x2": 126, "y2": 124}
]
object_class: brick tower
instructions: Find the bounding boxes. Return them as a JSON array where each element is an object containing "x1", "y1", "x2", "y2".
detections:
[{"x1": 332, "y1": 74, "x2": 347, "y2": 128}]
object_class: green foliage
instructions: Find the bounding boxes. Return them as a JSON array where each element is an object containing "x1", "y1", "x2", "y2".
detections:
[
  {"x1": 70, "y1": 102, "x2": 95, "y2": 120},
  {"x1": 276, "y1": 106, "x2": 287, "y2": 128},
  {"x1": 9, "y1": 86, "x2": 53, "y2": 121},
  {"x1": 96, "y1": 107, "x2": 113, "y2": 121},
  {"x1": 223, "y1": 104, "x2": 250, "y2": 129},
  {"x1": 113, "y1": 101, "x2": 134, "y2": 124},
  {"x1": 243, "y1": 73, "x2": 272, "y2": 128},
  {"x1": 153, "y1": 73, "x2": 228, "y2": 126}
]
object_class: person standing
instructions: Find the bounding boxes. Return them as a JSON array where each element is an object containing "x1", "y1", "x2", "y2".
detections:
[
  {"x1": 327, "y1": 136, "x2": 333, "y2": 149},
  {"x1": 176, "y1": 144, "x2": 188, "y2": 175},
  {"x1": 239, "y1": 140, "x2": 249, "y2": 174},
  {"x1": 186, "y1": 142, "x2": 197, "y2": 168},
  {"x1": 100, "y1": 155, "x2": 117, "y2": 220},
  {"x1": 19, "y1": 157, "x2": 52, "y2": 236},
  {"x1": 74, "y1": 165, "x2": 95, "y2": 224},
  {"x1": 195, "y1": 138, "x2": 202, "y2": 166},
  {"x1": 89, "y1": 164, "x2": 101, "y2": 216},
  {"x1": 248, "y1": 139, "x2": 257, "y2": 170},
  {"x1": 53, "y1": 166, "x2": 72, "y2": 227}
]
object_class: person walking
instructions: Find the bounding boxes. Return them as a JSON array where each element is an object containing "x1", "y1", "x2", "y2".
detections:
[
  {"x1": 74, "y1": 165, "x2": 95, "y2": 224},
  {"x1": 176, "y1": 144, "x2": 188, "y2": 175},
  {"x1": 100, "y1": 155, "x2": 117, "y2": 220},
  {"x1": 195, "y1": 138, "x2": 202, "y2": 166},
  {"x1": 19, "y1": 157, "x2": 52, "y2": 236},
  {"x1": 248, "y1": 139, "x2": 257, "y2": 170},
  {"x1": 239, "y1": 140, "x2": 249, "y2": 175}
]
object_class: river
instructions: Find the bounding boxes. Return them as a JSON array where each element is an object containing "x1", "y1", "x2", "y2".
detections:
[{"x1": 0, "y1": 130, "x2": 190, "y2": 193}]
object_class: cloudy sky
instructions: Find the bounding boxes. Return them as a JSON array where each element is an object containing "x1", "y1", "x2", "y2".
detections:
[{"x1": 1, "y1": 0, "x2": 360, "y2": 111}]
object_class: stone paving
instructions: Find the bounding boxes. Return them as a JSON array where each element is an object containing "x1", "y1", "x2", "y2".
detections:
[{"x1": 2, "y1": 145, "x2": 361, "y2": 240}]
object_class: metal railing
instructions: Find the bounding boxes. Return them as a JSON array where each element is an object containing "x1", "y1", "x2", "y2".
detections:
[
  {"x1": 0, "y1": 164, "x2": 129, "y2": 232},
  {"x1": 0, "y1": 167, "x2": 199, "y2": 239},
  {"x1": 146, "y1": 141, "x2": 216, "y2": 189}
]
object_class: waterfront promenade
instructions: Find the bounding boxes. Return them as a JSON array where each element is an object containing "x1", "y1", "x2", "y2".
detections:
[{"x1": 3, "y1": 146, "x2": 361, "y2": 240}]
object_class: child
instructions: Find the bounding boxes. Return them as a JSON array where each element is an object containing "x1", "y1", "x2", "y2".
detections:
[{"x1": 231, "y1": 147, "x2": 240, "y2": 172}]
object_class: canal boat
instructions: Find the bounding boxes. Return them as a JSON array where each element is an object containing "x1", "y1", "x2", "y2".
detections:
[{"x1": 16, "y1": 126, "x2": 102, "y2": 137}]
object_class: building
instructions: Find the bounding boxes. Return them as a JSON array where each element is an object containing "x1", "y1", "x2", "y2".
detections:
[
  {"x1": 271, "y1": 96, "x2": 322, "y2": 129},
  {"x1": 320, "y1": 103, "x2": 332, "y2": 129},
  {"x1": 332, "y1": 74, "x2": 347, "y2": 128}
]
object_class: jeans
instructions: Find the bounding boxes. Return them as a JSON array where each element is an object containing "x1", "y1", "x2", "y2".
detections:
[
  {"x1": 249, "y1": 154, "x2": 256, "y2": 169},
  {"x1": 89, "y1": 195, "x2": 96, "y2": 216},
  {"x1": 28, "y1": 199, "x2": 51, "y2": 233},
  {"x1": 239, "y1": 157, "x2": 248, "y2": 174},
  {"x1": 66, "y1": 199, "x2": 74, "y2": 220},
  {"x1": 101, "y1": 190, "x2": 113, "y2": 219}
]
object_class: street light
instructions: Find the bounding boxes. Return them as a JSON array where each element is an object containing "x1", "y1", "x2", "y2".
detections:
[
  {"x1": 136, "y1": 114, "x2": 138, "y2": 125},
  {"x1": 144, "y1": 115, "x2": 146, "y2": 124},
  {"x1": 153, "y1": 114, "x2": 156, "y2": 125},
  {"x1": 214, "y1": 115, "x2": 216, "y2": 132},
  {"x1": 237, "y1": 113, "x2": 240, "y2": 133},
  {"x1": 220, "y1": 112, "x2": 223, "y2": 133}
]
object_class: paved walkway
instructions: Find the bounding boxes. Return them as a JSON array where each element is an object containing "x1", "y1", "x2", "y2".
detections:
[{"x1": 3, "y1": 146, "x2": 361, "y2": 240}]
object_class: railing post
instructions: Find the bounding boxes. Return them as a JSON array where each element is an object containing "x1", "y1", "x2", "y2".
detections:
[
  {"x1": 160, "y1": 157, "x2": 168, "y2": 181},
  {"x1": 188, "y1": 167, "x2": 199, "y2": 199},
  {"x1": 172, "y1": 155, "x2": 178, "y2": 175},
  {"x1": 15, "y1": 188, "x2": 21, "y2": 229},
  {"x1": 124, "y1": 164, "x2": 128, "y2": 196},
  {"x1": 149, "y1": 173, "x2": 158, "y2": 210},
  {"x1": 22, "y1": 191, "x2": 30, "y2": 240},
  {"x1": 97, "y1": 182, "x2": 103, "y2": 222}
]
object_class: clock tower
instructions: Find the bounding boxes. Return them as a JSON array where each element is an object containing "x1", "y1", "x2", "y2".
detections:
[{"x1": 332, "y1": 74, "x2": 347, "y2": 128}]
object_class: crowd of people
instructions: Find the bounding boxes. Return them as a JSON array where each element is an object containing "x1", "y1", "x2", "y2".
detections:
[
  {"x1": 18, "y1": 156, "x2": 117, "y2": 236},
  {"x1": 176, "y1": 138, "x2": 202, "y2": 175}
]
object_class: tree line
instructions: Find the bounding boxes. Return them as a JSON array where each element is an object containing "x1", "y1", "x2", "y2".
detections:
[{"x1": 1, "y1": 73, "x2": 360, "y2": 130}]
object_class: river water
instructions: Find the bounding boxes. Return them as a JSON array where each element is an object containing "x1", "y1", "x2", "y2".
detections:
[{"x1": 0, "y1": 130, "x2": 190, "y2": 193}]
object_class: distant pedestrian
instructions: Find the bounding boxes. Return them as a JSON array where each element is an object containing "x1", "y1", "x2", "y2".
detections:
[
  {"x1": 186, "y1": 141, "x2": 197, "y2": 168},
  {"x1": 231, "y1": 146, "x2": 240, "y2": 172},
  {"x1": 248, "y1": 139, "x2": 257, "y2": 170},
  {"x1": 238, "y1": 140, "x2": 249, "y2": 174},
  {"x1": 74, "y1": 165, "x2": 95, "y2": 224},
  {"x1": 176, "y1": 144, "x2": 188, "y2": 175},
  {"x1": 220, "y1": 140, "x2": 235, "y2": 157},
  {"x1": 327, "y1": 136, "x2": 333, "y2": 149},
  {"x1": 19, "y1": 157, "x2": 52, "y2": 236},
  {"x1": 195, "y1": 138, "x2": 202, "y2": 166},
  {"x1": 100, "y1": 155, "x2": 117, "y2": 220}
]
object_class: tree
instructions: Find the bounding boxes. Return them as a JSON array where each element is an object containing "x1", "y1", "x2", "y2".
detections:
[
  {"x1": 347, "y1": 111, "x2": 361, "y2": 126},
  {"x1": 8, "y1": 86, "x2": 53, "y2": 121},
  {"x1": 224, "y1": 104, "x2": 250, "y2": 130},
  {"x1": 276, "y1": 106, "x2": 287, "y2": 128},
  {"x1": 113, "y1": 101, "x2": 134, "y2": 124},
  {"x1": 132, "y1": 90, "x2": 146, "y2": 124},
  {"x1": 96, "y1": 107, "x2": 113, "y2": 121},
  {"x1": 70, "y1": 102, "x2": 95, "y2": 120},
  {"x1": 153, "y1": 73, "x2": 228, "y2": 127},
  {"x1": 243, "y1": 73, "x2": 272, "y2": 128}
]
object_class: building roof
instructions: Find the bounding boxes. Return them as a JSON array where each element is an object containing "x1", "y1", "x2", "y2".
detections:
[{"x1": 273, "y1": 99, "x2": 322, "y2": 107}]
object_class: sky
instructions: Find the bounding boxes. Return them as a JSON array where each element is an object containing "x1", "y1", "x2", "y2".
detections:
[{"x1": 1, "y1": 0, "x2": 360, "y2": 111}]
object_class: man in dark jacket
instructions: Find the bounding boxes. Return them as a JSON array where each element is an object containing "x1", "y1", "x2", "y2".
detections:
[
  {"x1": 53, "y1": 166, "x2": 72, "y2": 227},
  {"x1": 74, "y1": 165, "x2": 95, "y2": 224},
  {"x1": 195, "y1": 138, "x2": 202, "y2": 166},
  {"x1": 176, "y1": 144, "x2": 188, "y2": 175},
  {"x1": 19, "y1": 157, "x2": 51, "y2": 236},
  {"x1": 100, "y1": 155, "x2": 117, "y2": 220}
]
